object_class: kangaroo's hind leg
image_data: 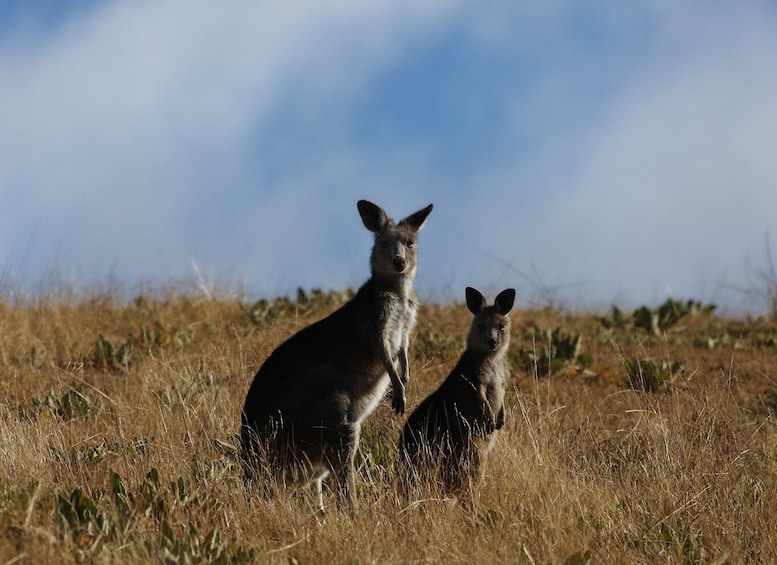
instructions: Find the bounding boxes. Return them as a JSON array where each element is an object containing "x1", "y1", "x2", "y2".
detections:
[
  {"x1": 288, "y1": 379, "x2": 359, "y2": 511},
  {"x1": 323, "y1": 420, "x2": 360, "y2": 510},
  {"x1": 297, "y1": 420, "x2": 359, "y2": 512}
]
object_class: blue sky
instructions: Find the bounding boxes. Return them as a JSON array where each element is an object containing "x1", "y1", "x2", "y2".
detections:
[{"x1": 2, "y1": 1, "x2": 777, "y2": 313}]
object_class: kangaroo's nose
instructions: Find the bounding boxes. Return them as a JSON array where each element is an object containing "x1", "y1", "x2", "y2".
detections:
[
  {"x1": 393, "y1": 258, "x2": 406, "y2": 272},
  {"x1": 487, "y1": 338, "x2": 497, "y2": 351}
]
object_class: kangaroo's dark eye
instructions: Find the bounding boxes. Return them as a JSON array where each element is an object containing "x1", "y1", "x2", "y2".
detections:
[
  {"x1": 407, "y1": 240, "x2": 415, "y2": 249},
  {"x1": 498, "y1": 324, "x2": 505, "y2": 332}
]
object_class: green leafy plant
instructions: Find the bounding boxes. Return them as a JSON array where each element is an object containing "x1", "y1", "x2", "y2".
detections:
[
  {"x1": 138, "y1": 320, "x2": 200, "y2": 351},
  {"x1": 55, "y1": 486, "x2": 124, "y2": 551},
  {"x1": 158, "y1": 519, "x2": 256, "y2": 565},
  {"x1": 596, "y1": 306, "x2": 631, "y2": 330},
  {"x1": 599, "y1": 299, "x2": 715, "y2": 335},
  {"x1": 54, "y1": 470, "x2": 256, "y2": 562},
  {"x1": 27, "y1": 388, "x2": 97, "y2": 421},
  {"x1": 413, "y1": 330, "x2": 462, "y2": 358},
  {"x1": 520, "y1": 326, "x2": 589, "y2": 376},
  {"x1": 94, "y1": 333, "x2": 132, "y2": 371},
  {"x1": 622, "y1": 357, "x2": 682, "y2": 392},
  {"x1": 692, "y1": 332, "x2": 744, "y2": 350},
  {"x1": 243, "y1": 287, "x2": 354, "y2": 325},
  {"x1": 632, "y1": 299, "x2": 708, "y2": 334},
  {"x1": 754, "y1": 328, "x2": 777, "y2": 348}
]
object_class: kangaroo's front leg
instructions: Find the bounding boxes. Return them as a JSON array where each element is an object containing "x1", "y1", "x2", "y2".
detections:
[
  {"x1": 377, "y1": 339, "x2": 405, "y2": 414},
  {"x1": 398, "y1": 336, "x2": 410, "y2": 387},
  {"x1": 373, "y1": 332, "x2": 405, "y2": 414},
  {"x1": 495, "y1": 405, "x2": 505, "y2": 430},
  {"x1": 386, "y1": 358, "x2": 405, "y2": 415}
]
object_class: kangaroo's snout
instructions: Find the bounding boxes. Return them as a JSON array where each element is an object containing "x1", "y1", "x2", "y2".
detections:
[
  {"x1": 488, "y1": 327, "x2": 502, "y2": 351},
  {"x1": 393, "y1": 257, "x2": 407, "y2": 272}
]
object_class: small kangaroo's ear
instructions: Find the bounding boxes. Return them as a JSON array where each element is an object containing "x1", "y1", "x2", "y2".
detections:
[
  {"x1": 494, "y1": 288, "x2": 516, "y2": 315},
  {"x1": 465, "y1": 287, "x2": 487, "y2": 315},
  {"x1": 358, "y1": 200, "x2": 389, "y2": 233},
  {"x1": 399, "y1": 203, "x2": 433, "y2": 232}
]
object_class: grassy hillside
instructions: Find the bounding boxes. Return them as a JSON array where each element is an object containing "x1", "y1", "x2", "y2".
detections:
[{"x1": 1, "y1": 289, "x2": 777, "y2": 563}]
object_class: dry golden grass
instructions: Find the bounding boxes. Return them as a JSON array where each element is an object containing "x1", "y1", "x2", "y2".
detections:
[{"x1": 2, "y1": 290, "x2": 777, "y2": 563}]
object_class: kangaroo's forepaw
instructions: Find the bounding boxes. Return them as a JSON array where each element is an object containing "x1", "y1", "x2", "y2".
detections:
[{"x1": 392, "y1": 390, "x2": 406, "y2": 415}]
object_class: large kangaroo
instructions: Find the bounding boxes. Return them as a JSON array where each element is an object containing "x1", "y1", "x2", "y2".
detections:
[
  {"x1": 241, "y1": 200, "x2": 433, "y2": 510},
  {"x1": 398, "y1": 287, "x2": 515, "y2": 500}
]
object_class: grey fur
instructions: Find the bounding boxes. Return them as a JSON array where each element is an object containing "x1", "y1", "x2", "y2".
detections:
[
  {"x1": 241, "y1": 199, "x2": 432, "y2": 510},
  {"x1": 398, "y1": 287, "x2": 515, "y2": 500}
]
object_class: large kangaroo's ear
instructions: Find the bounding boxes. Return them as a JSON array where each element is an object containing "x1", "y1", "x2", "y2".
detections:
[
  {"x1": 399, "y1": 203, "x2": 433, "y2": 232},
  {"x1": 494, "y1": 288, "x2": 516, "y2": 315},
  {"x1": 358, "y1": 200, "x2": 389, "y2": 233},
  {"x1": 465, "y1": 287, "x2": 487, "y2": 315}
]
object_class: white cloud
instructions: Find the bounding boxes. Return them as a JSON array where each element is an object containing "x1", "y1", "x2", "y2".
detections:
[
  {"x1": 505, "y1": 3, "x2": 777, "y2": 309},
  {"x1": 390, "y1": 2, "x2": 777, "y2": 312},
  {"x1": 0, "y1": 0, "x2": 463, "y2": 293},
  {"x1": 2, "y1": 1, "x2": 777, "y2": 313}
]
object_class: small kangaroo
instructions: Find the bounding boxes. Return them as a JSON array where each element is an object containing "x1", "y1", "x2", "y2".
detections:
[
  {"x1": 398, "y1": 287, "x2": 515, "y2": 500},
  {"x1": 241, "y1": 199, "x2": 433, "y2": 510}
]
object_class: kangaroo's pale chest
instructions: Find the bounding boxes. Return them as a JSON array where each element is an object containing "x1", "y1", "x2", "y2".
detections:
[
  {"x1": 382, "y1": 296, "x2": 417, "y2": 353},
  {"x1": 479, "y1": 356, "x2": 507, "y2": 404}
]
